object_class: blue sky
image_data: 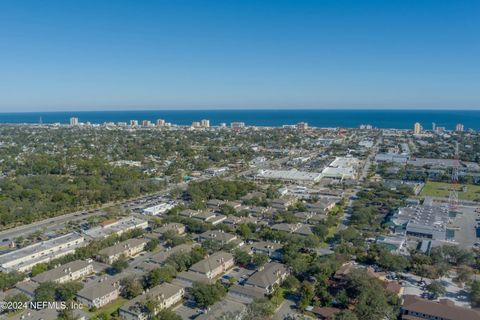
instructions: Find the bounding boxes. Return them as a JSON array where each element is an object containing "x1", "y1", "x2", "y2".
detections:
[{"x1": 0, "y1": 0, "x2": 478, "y2": 111}]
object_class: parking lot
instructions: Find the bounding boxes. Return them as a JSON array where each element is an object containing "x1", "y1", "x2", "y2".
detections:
[
  {"x1": 452, "y1": 205, "x2": 479, "y2": 248},
  {"x1": 400, "y1": 272, "x2": 470, "y2": 307}
]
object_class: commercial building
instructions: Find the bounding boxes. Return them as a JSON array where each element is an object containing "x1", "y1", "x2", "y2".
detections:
[
  {"x1": 201, "y1": 119, "x2": 210, "y2": 128},
  {"x1": 255, "y1": 169, "x2": 322, "y2": 184},
  {"x1": 456, "y1": 123, "x2": 464, "y2": 132},
  {"x1": 31, "y1": 260, "x2": 93, "y2": 284},
  {"x1": 321, "y1": 157, "x2": 359, "y2": 180},
  {"x1": 119, "y1": 283, "x2": 184, "y2": 320},
  {"x1": 205, "y1": 167, "x2": 228, "y2": 176},
  {"x1": 76, "y1": 276, "x2": 122, "y2": 309},
  {"x1": 249, "y1": 241, "x2": 283, "y2": 260},
  {"x1": 401, "y1": 295, "x2": 480, "y2": 320},
  {"x1": 156, "y1": 119, "x2": 165, "y2": 126},
  {"x1": 390, "y1": 205, "x2": 452, "y2": 240},
  {"x1": 84, "y1": 217, "x2": 148, "y2": 239},
  {"x1": 0, "y1": 233, "x2": 86, "y2": 272},
  {"x1": 375, "y1": 153, "x2": 409, "y2": 164},
  {"x1": 98, "y1": 238, "x2": 147, "y2": 264},
  {"x1": 142, "y1": 202, "x2": 175, "y2": 216}
]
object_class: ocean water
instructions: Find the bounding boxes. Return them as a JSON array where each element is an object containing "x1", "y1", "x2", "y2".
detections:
[{"x1": 0, "y1": 109, "x2": 479, "y2": 130}]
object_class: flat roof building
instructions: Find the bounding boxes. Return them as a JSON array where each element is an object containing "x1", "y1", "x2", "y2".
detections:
[
  {"x1": 321, "y1": 157, "x2": 359, "y2": 180},
  {"x1": 255, "y1": 169, "x2": 322, "y2": 184},
  {"x1": 0, "y1": 233, "x2": 86, "y2": 272},
  {"x1": 391, "y1": 205, "x2": 451, "y2": 240},
  {"x1": 84, "y1": 217, "x2": 148, "y2": 239}
]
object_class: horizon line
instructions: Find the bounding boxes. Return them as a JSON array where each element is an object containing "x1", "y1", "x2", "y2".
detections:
[{"x1": 0, "y1": 106, "x2": 480, "y2": 114}]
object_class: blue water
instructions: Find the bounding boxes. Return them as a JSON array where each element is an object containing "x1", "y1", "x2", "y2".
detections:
[{"x1": 0, "y1": 109, "x2": 479, "y2": 130}]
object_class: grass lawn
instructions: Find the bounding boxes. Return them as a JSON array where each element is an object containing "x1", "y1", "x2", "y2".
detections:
[
  {"x1": 89, "y1": 298, "x2": 127, "y2": 318},
  {"x1": 420, "y1": 181, "x2": 480, "y2": 201}
]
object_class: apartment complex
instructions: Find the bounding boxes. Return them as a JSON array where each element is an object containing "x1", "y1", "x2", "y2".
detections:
[
  {"x1": 98, "y1": 238, "x2": 147, "y2": 264},
  {"x1": 31, "y1": 260, "x2": 93, "y2": 284}
]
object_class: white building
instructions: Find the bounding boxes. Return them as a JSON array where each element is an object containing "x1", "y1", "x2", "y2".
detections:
[
  {"x1": 205, "y1": 167, "x2": 228, "y2": 176},
  {"x1": 98, "y1": 238, "x2": 147, "y2": 264},
  {"x1": 84, "y1": 217, "x2": 148, "y2": 239},
  {"x1": 70, "y1": 117, "x2": 79, "y2": 126},
  {"x1": 31, "y1": 260, "x2": 93, "y2": 284},
  {"x1": 321, "y1": 157, "x2": 359, "y2": 180},
  {"x1": 255, "y1": 169, "x2": 322, "y2": 184},
  {"x1": 142, "y1": 202, "x2": 175, "y2": 216},
  {"x1": 76, "y1": 276, "x2": 122, "y2": 309},
  {"x1": 201, "y1": 119, "x2": 210, "y2": 128},
  {"x1": 119, "y1": 283, "x2": 184, "y2": 320},
  {"x1": 0, "y1": 233, "x2": 86, "y2": 272}
]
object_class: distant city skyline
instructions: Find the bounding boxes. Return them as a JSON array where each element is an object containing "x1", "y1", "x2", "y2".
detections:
[{"x1": 0, "y1": 0, "x2": 479, "y2": 112}]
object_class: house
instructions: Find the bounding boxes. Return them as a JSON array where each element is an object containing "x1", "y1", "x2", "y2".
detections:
[
  {"x1": 31, "y1": 260, "x2": 93, "y2": 284},
  {"x1": 271, "y1": 223, "x2": 313, "y2": 236},
  {"x1": 148, "y1": 243, "x2": 196, "y2": 265},
  {"x1": 401, "y1": 295, "x2": 480, "y2": 320},
  {"x1": 119, "y1": 283, "x2": 184, "y2": 320},
  {"x1": 250, "y1": 241, "x2": 283, "y2": 260},
  {"x1": 206, "y1": 199, "x2": 226, "y2": 209},
  {"x1": 244, "y1": 262, "x2": 289, "y2": 295},
  {"x1": 198, "y1": 230, "x2": 238, "y2": 244},
  {"x1": 309, "y1": 307, "x2": 341, "y2": 320},
  {"x1": 178, "y1": 209, "x2": 199, "y2": 218},
  {"x1": 195, "y1": 298, "x2": 246, "y2": 320},
  {"x1": 228, "y1": 284, "x2": 264, "y2": 303},
  {"x1": 270, "y1": 197, "x2": 297, "y2": 211},
  {"x1": 156, "y1": 223, "x2": 186, "y2": 235},
  {"x1": 76, "y1": 276, "x2": 122, "y2": 309},
  {"x1": 189, "y1": 251, "x2": 234, "y2": 279},
  {"x1": 98, "y1": 238, "x2": 147, "y2": 264},
  {"x1": 306, "y1": 198, "x2": 338, "y2": 213}
]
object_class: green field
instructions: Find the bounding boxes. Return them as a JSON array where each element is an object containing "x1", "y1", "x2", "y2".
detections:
[
  {"x1": 420, "y1": 181, "x2": 480, "y2": 202},
  {"x1": 89, "y1": 298, "x2": 127, "y2": 318}
]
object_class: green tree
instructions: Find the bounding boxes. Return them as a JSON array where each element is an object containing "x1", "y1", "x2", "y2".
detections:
[
  {"x1": 110, "y1": 256, "x2": 129, "y2": 274},
  {"x1": 146, "y1": 238, "x2": 160, "y2": 252},
  {"x1": 333, "y1": 310, "x2": 358, "y2": 320},
  {"x1": 189, "y1": 282, "x2": 226, "y2": 308},
  {"x1": 56, "y1": 282, "x2": 84, "y2": 301},
  {"x1": 252, "y1": 253, "x2": 269, "y2": 268},
  {"x1": 155, "y1": 309, "x2": 182, "y2": 320},
  {"x1": 34, "y1": 281, "x2": 57, "y2": 302},
  {"x1": 298, "y1": 282, "x2": 315, "y2": 310},
  {"x1": 468, "y1": 280, "x2": 480, "y2": 307},
  {"x1": 233, "y1": 249, "x2": 251, "y2": 266},
  {"x1": 31, "y1": 263, "x2": 49, "y2": 276},
  {"x1": 121, "y1": 277, "x2": 143, "y2": 299},
  {"x1": 426, "y1": 280, "x2": 446, "y2": 299},
  {"x1": 144, "y1": 266, "x2": 176, "y2": 288}
]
